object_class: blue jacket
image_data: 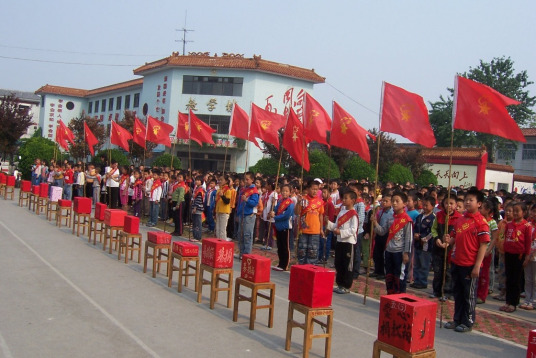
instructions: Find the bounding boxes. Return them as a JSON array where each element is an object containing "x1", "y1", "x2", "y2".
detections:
[
  {"x1": 273, "y1": 200, "x2": 295, "y2": 231},
  {"x1": 236, "y1": 185, "x2": 259, "y2": 216},
  {"x1": 413, "y1": 212, "x2": 435, "y2": 252}
]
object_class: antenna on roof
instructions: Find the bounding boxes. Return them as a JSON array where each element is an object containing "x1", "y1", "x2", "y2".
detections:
[{"x1": 175, "y1": 10, "x2": 194, "y2": 55}]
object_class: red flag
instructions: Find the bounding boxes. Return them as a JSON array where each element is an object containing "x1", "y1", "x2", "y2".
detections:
[
  {"x1": 331, "y1": 102, "x2": 373, "y2": 163},
  {"x1": 84, "y1": 122, "x2": 99, "y2": 156},
  {"x1": 147, "y1": 115, "x2": 174, "y2": 147},
  {"x1": 380, "y1": 82, "x2": 436, "y2": 148},
  {"x1": 189, "y1": 110, "x2": 216, "y2": 145},
  {"x1": 453, "y1": 76, "x2": 525, "y2": 142},
  {"x1": 176, "y1": 112, "x2": 189, "y2": 140},
  {"x1": 249, "y1": 103, "x2": 286, "y2": 148},
  {"x1": 283, "y1": 108, "x2": 310, "y2": 171},
  {"x1": 133, "y1": 117, "x2": 146, "y2": 149},
  {"x1": 304, "y1": 93, "x2": 331, "y2": 146},
  {"x1": 110, "y1": 121, "x2": 132, "y2": 152},
  {"x1": 56, "y1": 120, "x2": 74, "y2": 151},
  {"x1": 229, "y1": 103, "x2": 249, "y2": 140}
]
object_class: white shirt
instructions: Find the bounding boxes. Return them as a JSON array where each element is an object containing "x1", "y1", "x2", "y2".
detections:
[
  {"x1": 106, "y1": 167, "x2": 119, "y2": 188},
  {"x1": 327, "y1": 207, "x2": 358, "y2": 244}
]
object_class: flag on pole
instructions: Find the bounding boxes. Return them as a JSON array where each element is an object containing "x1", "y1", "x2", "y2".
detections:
[
  {"x1": 133, "y1": 117, "x2": 146, "y2": 149},
  {"x1": 283, "y1": 108, "x2": 310, "y2": 171},
  {"x1": 189, "y1": 110, "x2": 216, "y2": 145},
  {"x1": 110, "y1": 121, "x2": 132, "y2": 152},
  {"x1": 147, "y1": 115, "x2": 174, "y2": 147},
  {"x1": 229, "y1": 103, "x2": 250, "y2": 140},
  {"x1": 453, "y1": 75, "x2": 525, "y2": 142},
  {"x1": 176, "y1": 112, "x2": 190, "y2": 140},
  {"x1": 56, "y1": 120, "x2": 74, "y2": 151},
  {"x1": 380, "y1": 82, "x2": 436, "y2": 148},
  {"x1": 331, "y1": 102, "x2": 373, "y2": 163},
  {"x1": 303, "y1": 93, "x2": 331, "y2": 146},
  {"x1": 249, "y1": 103, "x2": 286, "y2": 148},
  {"x1": 84, "y1": 122, "x2": 99, "y2": 156}
]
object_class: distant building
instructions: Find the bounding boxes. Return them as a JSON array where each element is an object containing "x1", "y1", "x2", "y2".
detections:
[
  {"x1": 0, "y1": 89, "x2": 41, "y2": 138},
  {"x1": 495, "y1": 128, "x2": 536, "y2": 177},
  {"x1": 35, "y1": 52, "x2": 324, "y2": 171}
]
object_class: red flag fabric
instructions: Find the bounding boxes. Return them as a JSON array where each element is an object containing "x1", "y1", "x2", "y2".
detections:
[
  {"x1": 189, "y1": 110, "x2": 216, "y2": 145},
  {"x1": 229, "y1": 103, "x2": 249, "y2": 140},
  {"x1": 331, "y1": 102, "x2": 372, "y2": 163},
  {"x1": 249, "y1": 103, "x2": 286, "y2": 148},
  {"x1": 283, "y1": 108, "x2": 310, "y2": 171},
  {"x1": 110, "y1": 121, "x2": 132, "y2": 152},
  {"x1": 453, "y1": 76, "x2": 525, "y2": 142},
  {"x1": 56, "y1": 120, "x2": 74, "y2": 151},
  {"x1": 147, "y1": 115, "x2": 174, "y2": 147},
  {"x1": 176, "y1": 112, "x2": 189, "y2": 140},
  {"x1": 304, "y1": 93, "x2": 331, "y2": 146},
  {"x1": 133, "y1": 117, "x2": 146, "y2": 149},
  {"x1": 84, "y1": 122, "x2": 99, "y2": 156},
  {"x1": 380, "y1": 82, "x2": 436, "y2": 148}
]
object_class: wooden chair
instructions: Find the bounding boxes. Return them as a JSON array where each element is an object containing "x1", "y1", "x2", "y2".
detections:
[
  {"x1": 117, "y1": 231, "x2": 143, "y2": 264},
  {"x1": 143, "y1": 240, "x2": 171, "y2": 278},
  {"x1": 197, "y1": 263, "x2": 233, "y2": 310},
  {"x1": 372, "y1": 340, "x2": 436, "y2": 358},
  {"x1": 168, "y1": 252, "x2": 200, "y2": 293},
  {"x1": 233, "y1": 277, "x2": 275, "y2": 330}
]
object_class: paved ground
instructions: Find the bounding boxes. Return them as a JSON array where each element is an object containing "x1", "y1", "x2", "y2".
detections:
[{"x1": 0, "y1": 192, "x2": 528, "y2": 357}]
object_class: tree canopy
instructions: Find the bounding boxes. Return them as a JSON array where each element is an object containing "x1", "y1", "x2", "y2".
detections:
[
  {"x1": 0, "y1": 94, "x2": 34, "y2": 160},
  {"x1": 67, "y1": 115, "x2": 106, "y2": 160}
]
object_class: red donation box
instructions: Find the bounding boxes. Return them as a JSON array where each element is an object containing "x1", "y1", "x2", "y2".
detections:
[
  {"x1": 172, "y1": 242, "x2": 199, "y2": 257},
  {"x1": 123, "y1": 216, "x2": 140, "y2": 234},
  {"x1": 32, "y1": 185, "x2": 40, "y2": 195},
  {"x1": 201, "y1": 238, "x2": 234, "y2": 268},
  {"x1": 147, "y1": 231, "x2": 171, "y2": 244},
  {"x1": 39, "y1": 183, "x2": 49, "y2": 198},
  {"x1": 0, "y1": 173, "x2": 5, "y2": 184},
  {"x1": 74, "y1": 197, "x2": 92, "y2": 214},
  {"x1": 241, "y1": 254, "x2": 271, "y2": 283},
  {"x1": 528, "y1": 329, "x2": 536, "y2": 358},
  {"x1": 378, "y1": 294, "x2": 437, "y2": 353},
  {"x1": 58, "y1": 199, "x2": 72, "y2": 208},
  {"x1": 288, "y1": 264, "x2": 335, "y2": 308},
  {"x1": 95, "y1": 203, "x2": 107, "y2": 221},
  {"x1": 21, "y1": 180, "x2": 32, "y2": 192},
  {"x1": 6, "y1": 176, "x2": 15, "y2": 187},
  {"x1": 104, "y1": 209, "x2": 127, "y2": 227}
]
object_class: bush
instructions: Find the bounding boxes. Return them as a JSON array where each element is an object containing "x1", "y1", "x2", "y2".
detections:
[
  {"x1": 382, "y1": 163, "x2": 414, "y2": 185},
  {"x1": 416, "y1": 169, "x2": 438, "y2": 187},
  {"x1": 250, "y1": 157, "x2": 287, "y2": 176},
  {"x1": 18, "y1": 136, "x2": 59, "y2": 180},
  {"x1": 152, "y1": 153, "x2": 181, "y2": 169},
  {"x1": 93, "y1": 149, "x2": 129, "y2": 166},
  {"x1": 342, "y1": 156, "x2": 376, "y2": 181},
  {"x1": 307, "y1": 150, "x2": 340, "y2": 180}
]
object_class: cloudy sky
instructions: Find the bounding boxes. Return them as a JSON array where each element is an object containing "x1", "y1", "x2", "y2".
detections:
[{"x1": 2, "y1": 0, "x2": 535, "y2": 134}]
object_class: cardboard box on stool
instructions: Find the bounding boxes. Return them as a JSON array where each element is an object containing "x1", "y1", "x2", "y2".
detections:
[
  {"x1": 49, "y1": 186, "x2": 63, "y2": 202},
  {"x1": 21, "y1": 180, "x2": 32, "y2": 192},
  {"x1": 6, "y1": 176, "x2": 15, "y2": 187},
  {"x1": 147, "y1": 231, "x2": 171, "y2": 244},
  {"x1": 0, "y1": 173, "x2": 5, "y2": 184},
  {"x1": 123, "y1": 216, "x2": 140, "y2": 234},
  {"x1": 201, "y1": 238, "x2": 234, "y2": 268},
  {"x1": 241, "y1": 254, "x2": 271, "y2": 283},
  {"x1": 73, "y1": 197, "x2": 92, "y2": 214},
  {"x1": 39, "y1": 183, "x2": 49, "y2": 198},
  {"x1": 32, "y1": 185, "x2": 40, "y2": 195},
  {"x1": 58, "y1": 199, "x2": 71, "y2": 207},
  {"x1": 173, "y1": 242, "x2": 199, "y2": 257},
  {"x1": 378, "y1": 294, "x2": 437, "y2": 353},
  {"x1": 288, "y1": 264, "x2": 335, "y2": 308},
  {"x1": 104, "y1": 209, "x2": 127, "y2": 227},
  {"x1": 95, "y1": 203, "x2": 107, "y2": 221}
]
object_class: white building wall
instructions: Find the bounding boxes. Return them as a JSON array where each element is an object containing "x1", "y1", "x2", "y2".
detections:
[
  {"x1": 484, "y1": 170, "x2": 513, "y2": 191},
  {"x1": 513, "y1": 181, "x2": 536, "y2": 194},
  {"x1": 38, "y1": 94, "x2": 86, "y2": 142}
]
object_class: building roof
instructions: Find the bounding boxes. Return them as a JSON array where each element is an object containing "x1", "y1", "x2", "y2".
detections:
[
  {"x1": 421, "y1": 147, "x2": 486, "y2": 160},
  {"x1": 0, "y1": 89, "x2": 41, "y2": 103},
  {"x1": 521, "y1": 128, "x2": 536, "y2": 137},
  {"x1": 35, "y1": 78, "x2": 143, "y2": 98},
  {"x1": 133, "y1": 52, "x2": 325, "y2": 83},
  {"x1": 513, "y1": 174, "x2": 536, "y2": 183},
  {"x1": 486, "y1": 163, "x2": 514, "y2": 173}
]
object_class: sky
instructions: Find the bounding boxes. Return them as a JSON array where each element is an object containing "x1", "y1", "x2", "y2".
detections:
[{"x1": 1, "y1": 0, "x2": 535, "y2": 136}]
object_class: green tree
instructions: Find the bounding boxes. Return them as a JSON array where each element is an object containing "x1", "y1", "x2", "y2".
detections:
[
  {"x1": 118, "y1": 111, "x2": 157, "y2": 166},
  {"x1": 382, "y1": 163, "x2": 414, "y2": 184},
  {"x1": 429, "y1": 57, "x2": 536, "y2": 161},
  {"x1": 0, "y1": 94, "x2": 34, "y2": 160},
  {"x1": 152, "y1": 153, "x2": 181, "y2": 169},
  {"x1": 94, "y1": 149, "x2": 129, "y2": 166},
  {"x1": 308, "y1": 150, "x2": 340, "y2": 180},
  {"x1": 342, "y1": 156, "x2": 376, "y2": 181},
  {"x1": 18, "y1": 136, "x2": 58, "y2": 180},
  {"x1": 416, "y1": 169, "x2": 438, "y2": 187},
  {"x1": 67, "y1": 115, "x2": 106, "y2": 161},
  {"x1": 250, "y1": 157, "x2": 288, "y2": 176}
]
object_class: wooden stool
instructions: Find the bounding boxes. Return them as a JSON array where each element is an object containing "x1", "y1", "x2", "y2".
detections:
[
  {"x1": 197, "y1": 263, "x2": 233, "y2": 310},
  {"x1": 4, "y1": 186, "x2": 14, "y2": 200},
  {"x1": 47, "y1": 201, "x2": 59, "y2": 221},
  {"x1": 285, "y1": 301, "x2": 333, "y2": 358},
  {"x1": 88, "y1": 217, "x2": 105, "y2": 245},
  {"x1": 19, "y1": 190, "x2": 30, "y2": 207},
  {"x1": 29, "y1": 193, "x2": 38, "y2": 211},
  {"x1": 57, "y1": 205, "x2": 72, "y2": 228},
  {"x1": 0, "y1": 183, "x2": 5, "y2": 197},
  {"x1": 168, "y1": 252, "x2": 200, "y2": 292},
  {"x1": 117, "y1": 231, "x2": 142, "y2": 264},
  {"x1": 72, "y1": 212, "x2": 90, "y2": 237},
  {"x1": 143, "y1": 241, "x2": 171, "y2": 278},
  {"x1": 233, "y1": 277, "x2": 275, "y2": 330},
  {"x1": 36, "y1": 196, "x2": 48, "y2": 215},
  {"x1": 103, "y1": 225, "x2": 123, "y2": 254},
  {"x1": 372, "y1": 340, "x2": 436, "y2": 358}
]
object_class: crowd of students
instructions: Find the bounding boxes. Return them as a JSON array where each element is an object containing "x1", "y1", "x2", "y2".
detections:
[{"x1": 29, "y1": 156, "x2": 536, "y2": 333}]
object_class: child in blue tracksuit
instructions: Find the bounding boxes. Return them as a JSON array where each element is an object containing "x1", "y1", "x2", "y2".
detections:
[
  {"x1": 204, "y1": 179, "x2": 217, "y2": 233},
  {"x1": 411, "y1": 196, "x2": 436, "y2": 289},
  {"x1": 271, "y1": 184, "x2": 295, "y2": 271},
  {"x1": 236, "y1": 172, "x2": 260, "y2": 259},
  {"x1": 191, "y1": 176, "x2": 205, "y2": 242}
]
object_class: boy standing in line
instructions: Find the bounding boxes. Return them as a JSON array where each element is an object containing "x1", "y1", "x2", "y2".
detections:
[
  {"x1": 371, "y1": 192, "x2": 394, "y2": 279},
  {"x1": 147, "y1": 170, "x2": 162, "y2": 227},
  {"x1": 191, "y1": 176, "x2": 205, "y2": 242},
  {"x1": 411, "y1": 196, "x2": 436, "y2": 289},
  {"x1": 444, "y1": 187, "x2": 490, "y2": 333},
  {"x1": 236, "y1": 172, "x2": 259, "y2": 259},
  {"x1": 295, "y1": 179, "x2": 324, "y2": 265}
]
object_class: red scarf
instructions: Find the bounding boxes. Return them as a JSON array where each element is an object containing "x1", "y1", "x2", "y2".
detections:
[
  {"x1": 150, "y1": 179, "x2": 161, "y2": 197},
  {"x1": 301, "y1": 195, "x2": 323, "y2": 216},
  {"x1": 386, "y1": 211, "x2": 412, "y2": 246},
  {"x1": 194, "y1": 186, "x2": 205, "y2": 201},
  {"x1": 242, "y1": 186, "x2": 259, "y2": 199},
  {"x1": 216, "y1": 185, "x2": 230, "y2": 203},
  {"x1": 120, "y1": 174, "x2": 129, "y2": 186},
  {"x1": 134, "y1": 179, "x2": 143, "y2": 187},
  {"x1": 337, "y1": 209, "x2": 357, "y2": 227},
  {"x1": 178, "y1": 181, "x2": 189, "y2": 193},
  {"x1": 276, "y1": 198, "x2": 293, "y2": 215}
]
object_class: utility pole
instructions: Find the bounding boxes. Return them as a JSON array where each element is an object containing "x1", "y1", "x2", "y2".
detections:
[{"x1": 176, "y1": 10, "x2": 194, "y2": 54}]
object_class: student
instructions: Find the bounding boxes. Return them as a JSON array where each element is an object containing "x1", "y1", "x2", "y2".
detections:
[
  {"x1": 236, "y1": 172, "x2": 260, "y2": 259},
  {"x1": 75, "y1": 165, "x2": 86, "y2": 198},
  {"x1": 411, "y1": 196, "x2": 436, "y2": 289},
  {"x1": 204, "y1": 179, "x2": 217, "y2": 235},
  {"x1": 147, "y1": 170, "x2": 162, "y2": 227},
  {"x1": 191, "y1": 176, "x2": 206, "y2": 242},
  {"x1": 143, "y1": 169, "x2": 152, "y2": 217},
  {"x1": 477, "y1": 199, "x2": 500, "y2": 304},
  {"x1": 521, "y1": 205, "x2": 536, "y2": 310},
  {"x1": 319, "y1": 187, "x2": 335, "y2": 263},
  {"x1": 382, "y1": 191, "x2": 413, "y2": 294},
  {"x1": 295, "y1": 179, "x2": 324, "y2": 265},
  {"x1": 493, "y1": 203, "x2": 513, "y2": 301},
  {"x1": 370, "y1": 192, "x2": 394, "y2": 280},
  {"x1": 348, "y1": 183, "x2": 366, "y2": 279},
  {"x1": 63, "y1": 163, "x2": 73, "y2": 200},
  {"x1": 406, "y1": 192, "x2": 420, "y2": 221},
  {"x1": 105, "y1": 161, "x2": 119, "y2": 209},
  {"x1": 271, "y1": 184, "x2": 295, "y2": 271},
  {"x1": 132, "y1": 170, "x2": 143, "y2": 217},
  {"x1": 262, "y1": 183, "x2": 279, "y2": 250},
  {"x1": 444, "y1": 187, "x2": 490, "y2": 333},
  {"x1": 170, "y1": 176, "x2": 185, "y2": 237},
  {"x1": 119, "y1": 166, "x2": 130, "y2": 212},
  {"x1": 159, "y1": 172, "x2": 170, "y2": 222},
  {"x1": 328, "y1": 191, "x2": 358, "y2": 294},
  {"x1": 215, "y1": 175, "x2": 232, "y2": 239}
]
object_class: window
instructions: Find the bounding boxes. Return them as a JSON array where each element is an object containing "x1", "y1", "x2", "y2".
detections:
[
  {"x1": 133, "y1": 93, "x2": 140, "y2": 108},
  {"x1": 94, "y1": 100, "x2": 99, "y2": 113},
  {"x1": 182, "y1": 76, "x2": 243, "y2": 96},
  {"x1": 108, "y1": 98, "x2": 114, "y2": 111},
  {"x1": 497, "y1": 144, "x2": 517, "y2": 161},
  {"x1": 196, "y1": 114, "x2": 230, "y2": 135},
  {"x1": 522, "y1": 144, "x2": 536, "y2": 160},
  {"x1": 116, "y1": 96, "x2": 122, "y2": 110},
  {"x1": 88, "y1": 102, "x2": 93, "y2": 114},
  {"x1": 497, "y1": 183, "x2": 510, "y2": 191},
  {"x1": 125, "y1": 95, "x2": 131, "y2": 109},
  {"x1": 101, "y1": 99, "x2": 106, "y2": 112}
]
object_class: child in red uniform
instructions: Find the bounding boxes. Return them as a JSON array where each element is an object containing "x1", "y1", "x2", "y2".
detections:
[{"x1": 444, "y1": 187, "x2": 489, "y2": 333}]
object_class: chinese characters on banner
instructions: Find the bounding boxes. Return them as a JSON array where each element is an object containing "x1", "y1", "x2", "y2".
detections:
[
  {"x1": 155, "y1": 76, "x2": 168, "y2": 121},
  {"x1": 264, "y1": 87, "x2": 305, "y2": 122},
  {"x1": 48, "y1": 99, "x2": 64, "y2": 139},
  {"x1": 428, "y1": 163, "x2": 476, "y2": 188}
]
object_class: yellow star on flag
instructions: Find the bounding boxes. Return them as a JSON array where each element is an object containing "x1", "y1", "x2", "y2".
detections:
[
  {"x1": 478, "y1": 97, "x2": 491, "y2": 115},
  {"x1": 308, "y1": 109, "x2": 319, "y2": 125},
  {"x1": 292, "y1": 125, "x2": 299, "y2": 142},
  {"x1": 399, "y1": 104, "x2": 412, "y2": 122},
  {"x1": 260, "y1": 120, "x2": 271, "y2": 130}
]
